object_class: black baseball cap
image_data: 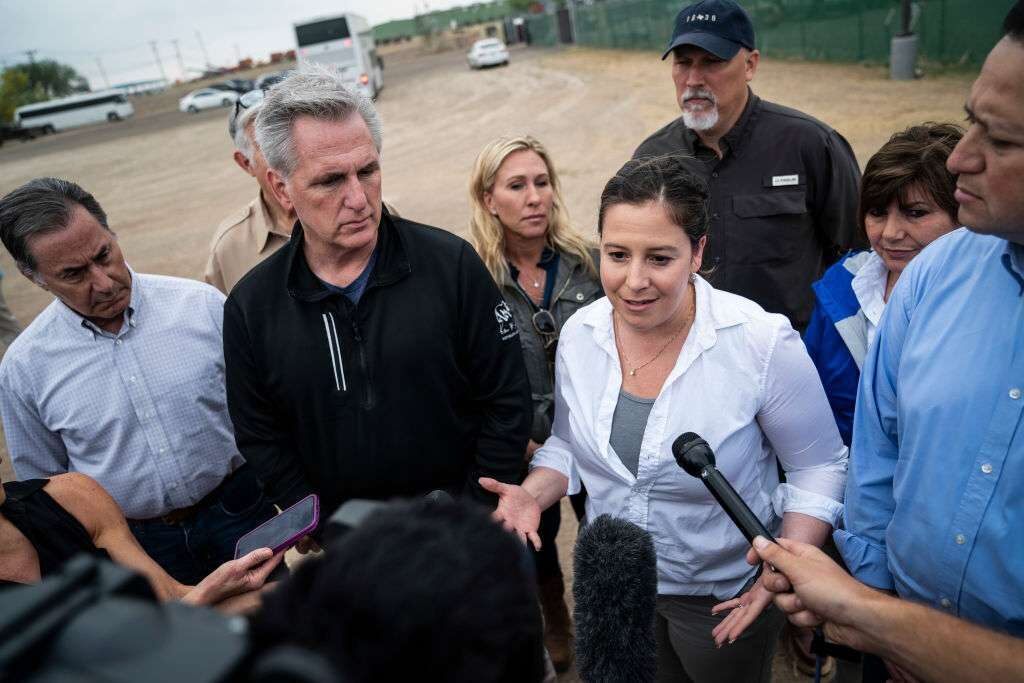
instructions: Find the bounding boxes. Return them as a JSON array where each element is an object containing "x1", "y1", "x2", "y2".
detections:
[{"x1": 661, "y1": 0, "x2": 756, "y2": 60}]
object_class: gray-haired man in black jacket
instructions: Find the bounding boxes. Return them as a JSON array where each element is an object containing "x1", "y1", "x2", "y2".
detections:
[{"x1": 223, "y1": 66, "x2": 531, "y2": 519}]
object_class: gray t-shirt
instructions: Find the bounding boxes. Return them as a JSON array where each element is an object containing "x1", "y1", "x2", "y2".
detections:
[{"x1": 609, "y1": 390, "x2": 656, "y2": 477}]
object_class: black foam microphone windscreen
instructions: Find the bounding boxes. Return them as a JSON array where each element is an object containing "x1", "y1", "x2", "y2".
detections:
[{"x1": 573, "y1": 514, "x2": 658, "y2": 683}]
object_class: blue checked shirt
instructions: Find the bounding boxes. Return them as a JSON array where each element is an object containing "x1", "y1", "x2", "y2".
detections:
[
  {"x1": 836, "y1": 229, "x2": 1024, "y2": 635},
  {"x1": 0, "y1": 270, "x2": 244, "y2": 519}
]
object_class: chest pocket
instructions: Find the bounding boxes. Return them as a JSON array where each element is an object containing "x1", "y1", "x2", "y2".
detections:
[
  {"x1": 555, "y1": 280, "x2": 602, "y2": 324},
  {"x1": 731, "y1": 191, "x2": 809, "y2": 264},
  {"x1": 733, "y1": 191, "x2": 807, "y2": 218}
]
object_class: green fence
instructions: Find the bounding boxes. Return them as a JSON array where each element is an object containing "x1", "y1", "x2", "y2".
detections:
[
  {"x1": 568, "y1": 0, "x2": 1013, "y2": 66},
  {"x1": 526, "y1": 13, "x2": 563, "y2": 46}
]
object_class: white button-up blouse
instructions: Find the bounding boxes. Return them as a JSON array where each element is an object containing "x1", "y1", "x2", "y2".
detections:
[{"x1": 531, "y1": 276, "x2": 848, "y2": 598}]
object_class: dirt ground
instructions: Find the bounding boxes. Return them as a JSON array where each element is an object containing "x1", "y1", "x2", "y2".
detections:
[{"x1": 0, "y1": 44, "x2": 976, "y2": 682}]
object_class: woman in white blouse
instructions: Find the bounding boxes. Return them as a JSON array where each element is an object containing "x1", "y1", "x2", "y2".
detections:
[
  {"x1": 481, "y1": 155, "x2": 848, "y2": 683},
  {"x1": 803, "y1": 123, "x2": 962, "y2": 446}
]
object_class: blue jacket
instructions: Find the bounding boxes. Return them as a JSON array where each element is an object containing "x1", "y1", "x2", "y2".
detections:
[{"x1": 803, "y1": 251, "x2": 874, "y2": 446}]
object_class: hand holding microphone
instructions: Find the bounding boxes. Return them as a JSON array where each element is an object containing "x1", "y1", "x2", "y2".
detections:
[{"x1": 672, "y1": 432, "x2": 780, "y2": 646}]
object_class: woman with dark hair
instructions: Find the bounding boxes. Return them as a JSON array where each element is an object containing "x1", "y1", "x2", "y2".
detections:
[
  {"x1": 804, "y1": 123, "x2": 962, "y2": 446},
  {"x1": 481, "y1": 155, "x2": 847, "y2": 682}
]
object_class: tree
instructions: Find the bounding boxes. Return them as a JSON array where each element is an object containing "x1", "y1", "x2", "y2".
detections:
[
  {"x1": 22, "y1": 60, "x2": 90, "y2": 98},
  {"x1": 0, "y1": 69, "x2": 41, "y2": 123},
  {"x1": 0, "y1": 60, "x2": 89, "y2": 124}
]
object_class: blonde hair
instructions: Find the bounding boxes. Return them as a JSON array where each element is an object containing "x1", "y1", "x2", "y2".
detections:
[{"x1": 468, "y1": 135, "x2": 596, "y2": 287}]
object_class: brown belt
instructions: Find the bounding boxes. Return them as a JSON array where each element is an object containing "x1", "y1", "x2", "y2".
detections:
[{"x1": 131, "y1": 471, "x2": 232, "y2": 526}]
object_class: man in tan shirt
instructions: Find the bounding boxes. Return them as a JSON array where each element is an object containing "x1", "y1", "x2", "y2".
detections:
[{"x1": 205, "y1": 94, "x2": 295, "y2": 294}]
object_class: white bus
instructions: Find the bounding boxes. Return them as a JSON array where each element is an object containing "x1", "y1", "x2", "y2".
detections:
[
  {"x1": 14, "y1": 91, "x2": 134, "y2": 132},
  {"x1": 294, "y1": 13, "x2": 384, "y2": 99}
]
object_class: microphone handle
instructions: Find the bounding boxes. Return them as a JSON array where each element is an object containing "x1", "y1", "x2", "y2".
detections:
[{"x1": 701, "y1": 467, "x2": 776, "y2": 544}]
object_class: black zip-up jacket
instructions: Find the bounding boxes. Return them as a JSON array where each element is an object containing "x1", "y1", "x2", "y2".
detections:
[{"x1": 223, "y1": 210, "x2": 531, "y2": 514}]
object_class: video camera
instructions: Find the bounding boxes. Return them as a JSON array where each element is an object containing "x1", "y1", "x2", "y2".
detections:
[{"x1": 0, "y1": 495, "x2": 451, "y2": 683}]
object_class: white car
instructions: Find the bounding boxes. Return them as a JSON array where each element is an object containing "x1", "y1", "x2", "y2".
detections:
[
  {"x1": 179, "y1": 88, "x2": 239, "y2": 114},
  {"x1": 467, "y1": 39, "x2": 510, "y2": 69}
]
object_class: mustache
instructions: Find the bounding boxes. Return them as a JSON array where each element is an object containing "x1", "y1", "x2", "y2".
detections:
[
  {"x1": 682, "y1": 87, "x2": 717, "y2": 104},
  {"x1": 92, "y1": 287, "x2": 125, "y2": 304}
]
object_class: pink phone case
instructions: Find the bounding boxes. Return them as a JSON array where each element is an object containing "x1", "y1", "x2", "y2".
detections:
[{"x1": 234, "y1": 494, "x2": 320, "y2": 558}]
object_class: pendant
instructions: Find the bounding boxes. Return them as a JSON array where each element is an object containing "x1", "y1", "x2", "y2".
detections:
[
  {"x1": 532, "y1": 281, "x2": 541, "y2": 288},
  {"x1": 629, "y1": 369, "x2": 637, "y2": 376}
]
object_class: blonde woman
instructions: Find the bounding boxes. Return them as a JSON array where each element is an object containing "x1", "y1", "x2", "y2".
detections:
[{"x1": 468, "y1": 135, "x2": 601, "y2": 671}]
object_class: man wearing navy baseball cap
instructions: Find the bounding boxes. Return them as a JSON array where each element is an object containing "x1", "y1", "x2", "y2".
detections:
[{"x1": 634, "y1": 0, "x2": 865, "y2": 334}]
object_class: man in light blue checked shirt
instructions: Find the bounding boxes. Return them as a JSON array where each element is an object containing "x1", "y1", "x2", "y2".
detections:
[{"x1": 0, "y1": 178, "x2": 276, "y2": 585}]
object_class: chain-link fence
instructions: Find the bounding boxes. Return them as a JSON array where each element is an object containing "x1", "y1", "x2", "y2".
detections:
[{"x1": 528, "y1": 0, "x2": 1012, "y2": 66}]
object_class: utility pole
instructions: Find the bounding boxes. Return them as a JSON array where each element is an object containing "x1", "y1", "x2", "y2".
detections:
[
  {"x1": 25, "y1": 49, "x2": 37, "y2": 64},
  {"x1": 149, "y1": 40, "x2": 168, "y2": 82},
  {"x1": 195, "y1": 30, "x2": 211, "y2": 70},
  {"x1": 95, "y1": 56, "x2": 111, "y2": 89},
  {"x1": 172, "y1": 39, "x2": 186, "y2": 81},
  {"x1": 233, "y1": 43, "x2": 242, "y2": 64}
]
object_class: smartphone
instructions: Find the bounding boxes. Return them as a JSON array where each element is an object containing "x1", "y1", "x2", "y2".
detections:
[{"x1": 234, "y1": 494, "x2": 320, "y2": 559}]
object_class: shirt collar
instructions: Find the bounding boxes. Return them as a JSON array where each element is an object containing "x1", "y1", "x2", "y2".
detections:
[
  {"x1": 851, "y1": 251, "x2": 889, "y2": 327},
  {"x1": 507, "y1": 246, "x2": 558, "y2": 280},
  {"x1": 1001, "y1": 241, "x2": 1024, "y2": 296},
  {"x1": 581, "y1": 275, "x2": 741, "y2": 365},
  {"x1": 254, "y1": 192, "x2": 290, "y2": 253},
  {"x1": 684, "y1": 88, "x2": 759, "y2": 159},
  {"x1": 60, "y1": 267, "x2": 140, "y2": 339}
]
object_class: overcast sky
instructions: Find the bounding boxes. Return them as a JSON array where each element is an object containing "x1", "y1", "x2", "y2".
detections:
[{"x1": 0, "y1": 0, "x2": 467, "y2": 87}]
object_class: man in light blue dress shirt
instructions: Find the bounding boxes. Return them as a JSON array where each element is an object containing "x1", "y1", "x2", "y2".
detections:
[
  {"x1": 0, "y1": 178, "x2": 276, "y2": 585},
  {"x1": 836, "y1": 2, "x2": 1024, "y2": 662}
]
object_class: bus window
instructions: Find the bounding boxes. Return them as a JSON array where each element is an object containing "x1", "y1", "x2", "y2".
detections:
[{"x1": 296, "y1": 18, "x2": 351, "y2": 47}]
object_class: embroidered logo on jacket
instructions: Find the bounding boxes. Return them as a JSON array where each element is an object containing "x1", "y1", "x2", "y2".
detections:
[{"x1": 494, "y1": 301, "x2": 519, "y2": 341}]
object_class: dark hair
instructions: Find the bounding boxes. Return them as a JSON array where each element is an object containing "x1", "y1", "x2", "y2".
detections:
[
  {"x1": 0, "y1": 177, "x2": 109, "y2": 273},
  {"x1": 598, "y1": 155, "x2": 710, "y2": 247},
  {"x1": 248, "y1": 499, "x2": 545, "y2": 683},
  {"x1": 859, "y1": 123, "x2": 963, "y2": 230},
  {"x1": 1005, "y1": 1, "x2": 1024, "y2": 41}
]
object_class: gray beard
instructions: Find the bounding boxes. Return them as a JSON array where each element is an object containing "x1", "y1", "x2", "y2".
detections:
[{"x1": 682, "y1": 107, "x2": 720, "y2": 132}]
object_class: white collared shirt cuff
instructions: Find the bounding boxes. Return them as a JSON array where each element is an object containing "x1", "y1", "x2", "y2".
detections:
[
  {"x1": 771, "y1": 483, "x2": 844, "y2": 527},
  {"x1": 530, "y1": 437, "x2": 581, "y2": 495}
]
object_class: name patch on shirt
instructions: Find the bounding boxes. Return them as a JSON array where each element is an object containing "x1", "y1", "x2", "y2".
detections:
[{"x1": 771, "y1": 174, "x2": 800, "y2": 187}]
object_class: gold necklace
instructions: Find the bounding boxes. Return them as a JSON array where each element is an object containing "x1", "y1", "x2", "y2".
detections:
[{"x1": 615, "y1": 293, "x2": 695, "y2": 377}]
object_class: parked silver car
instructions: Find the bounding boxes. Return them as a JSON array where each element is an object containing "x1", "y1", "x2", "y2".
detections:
[
  {"x1": 178, "y1": 88, "x2": 239, "y2": 114},
  {"x1": 467, "y1": 39, "x2": 510, "y2": 69}
]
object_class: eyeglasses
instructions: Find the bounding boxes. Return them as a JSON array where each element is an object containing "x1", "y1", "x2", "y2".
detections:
[
  {"x1": 233, "y1": 88, "x2": 266, "y2": 120},
  {"x1": 532, "y1": 309, "x2": 558, "y2": 349}
]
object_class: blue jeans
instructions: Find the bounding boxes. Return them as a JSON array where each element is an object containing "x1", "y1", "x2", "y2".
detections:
[{"x1": 128, "y1": 465, "x2": 276, "y2": 586}]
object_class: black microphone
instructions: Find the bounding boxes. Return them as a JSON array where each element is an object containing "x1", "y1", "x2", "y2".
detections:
[
  {"x1": 573, "y1": 515, "x2": 657, "y2": 683},
  {"x1": 671, "y1": 432, "x2": 776, "y2": 545}
]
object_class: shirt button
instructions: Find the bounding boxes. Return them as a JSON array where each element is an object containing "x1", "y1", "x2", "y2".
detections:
[
  {"x1": 115, "y1": 339, "x2": 122, "y2": 346},
  {"x1": 712, "y1": 213, "x2": 720, "y2": 220},
  {"x1": 129, "y1": 376, "x2": 136, "y2": 383},
  {"x1": 711, "y1": 172, "x2": 719, "y2": 178},
  {"x1": 955, "y1": 533, "x2": 966, "y2": 545},
  {"x1": 575, "y1": 292, "x2": 584, "y2": 301},
  {"x1": 1010, "y1": 388, "x2": 1021, "y2": 400},
  {"x1": 159, "y1": 447, "x2": 166, "y2": 453},
  {"x1": 940, "y1": 597, "x2": 952, "y2": 608},
  {"x1": 981, "y1": 463, "x2": 993, "y2": 474}
]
